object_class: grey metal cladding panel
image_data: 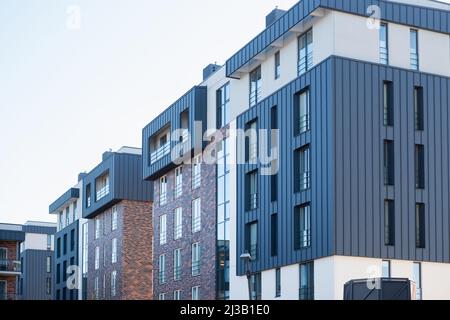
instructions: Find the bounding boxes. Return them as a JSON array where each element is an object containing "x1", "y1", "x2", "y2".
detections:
[
  {"x1": 21, "y1": 250, "x2": 53, "y2": 300},
  {"x1": 22, "y1": 225, "x2": 56, "y2": 235},
  {"x1": 226, "y1": 0, "x2": 450, "y2": 77},
  {"x1": 333, "y1": 56, "x2": 450, "y2": 264},
  {"x1": 49, "y1": 188, "x2": 80, "y2": 214},
  {"x1": 114, "y1": 153, "x2": 153, "y2": 202},
  {"x1": 236, "y1": 58, "x2": 334, "y2": 276},
  {"x1": 142, "y1": 86, "x2": 207, "y2": 180},
  {"x1": 82, "y1": 154, "x2": 114, "y2": 219},
  {"x1": 0, "y1": 230, "x2": 25, "y2": 241}
]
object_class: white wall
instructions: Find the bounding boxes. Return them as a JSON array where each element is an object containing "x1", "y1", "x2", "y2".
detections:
[{"x1": 22, "y1": 233, "x2": 48, "y2": 251}]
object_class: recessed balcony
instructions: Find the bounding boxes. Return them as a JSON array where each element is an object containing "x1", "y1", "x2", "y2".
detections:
[{"x1": 0, "y1": 259, "x2": 21, "y2": 275}]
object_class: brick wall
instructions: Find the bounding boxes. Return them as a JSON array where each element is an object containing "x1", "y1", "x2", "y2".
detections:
[
  {"x1": 0, "y1": 240, "x2": 20, "y2": 298},
  {"x1": 153, "y1": 158, "x2": 217, "y2": 300},
  {"x1": 86, "y1": 200, "x2": 152, "y2": 300}
]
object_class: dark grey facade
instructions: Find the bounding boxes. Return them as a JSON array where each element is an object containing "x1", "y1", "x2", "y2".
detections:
[
  {"x1": 82, "y1": 151, "x2": 153, "y2": 219},
  {"x1": 54, "y1": 221, "x2": 79, "y2": 300},
  {"x1": 20, "y1": 249, "x2": 54, "y2": 300},
  {"x1": 142, "y1": 86, "x2": 207, "y2": 180},
  {"x1": 226, "y1": 0, "x2": 450, "y2": 77},
  {"x1": 236, "y1": 55, "x2": 450, "y2": 275}
]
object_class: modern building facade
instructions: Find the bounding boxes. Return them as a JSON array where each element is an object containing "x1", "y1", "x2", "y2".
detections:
[
  {"x1": 0, "y1": 224, "x2": 24, "y2": 300},
  {"x1": 19, "y1": 221, "x2": 56, "y2": 300},
  {"x1": 143, "y1": 0, "x2": 450, "y2": 300},
  {"x1": 49, "y1": 175, "x2": 87, "y2": 300},
  {"x1": 82, "y1": 147, "x2": 153, "y2": 300}
]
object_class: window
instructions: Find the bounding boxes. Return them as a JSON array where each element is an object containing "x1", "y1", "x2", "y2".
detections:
[
  {"x1": 112, "y1": 238, "x2": 117, "y2": 264},
  {"x1": 73, "y1": 201, "x2": 77, "y2": 221},
  {"x1": 299, "y1": 262, "x2": 314, "y2": 300},
  {"x1": 174, "y1": 208, "x2": 183, "y2": 240},
  {"x1": 111, "y1": 271, "x2": 117, "y2": 297},
  {"x1": 46, "y1": 277, "x2": 51, "y2": 295},
  {"x1": 56, "y1": 289, "x2": 60, "y2": 300},
  {"x1": 250, "y1": 273, "x2": 262, "y2": 300},
  {"x1": 410, "y1": 29, "x2": 419, "y2": 70},
  {"x1": 296, "y1": 89, "x2": 310, "y2": 135},
  {"x1": 192, "y1": 286, "x2": 200, "y2": 300},
  {"x1": 414, "y1": 87, "x2": 424, "y2": 131},
  {"x1": 275, "y1": 268, "x2": 281, "y2": 298},
  {"x1": 192, "y1": 242, "x2": 201, "y2": 276},
  {"x1": 59, "y1": 212, "x2": 63, "y2": 230},
  {"x1": 63, "y1": 261, "x2": 67, "y2": 281},
  {"x1": 86, "y1": 184, "x2": 91, "y2": 208},
  {"x1": 382, "y1": 260, "x2": 391, "y2": 278},
  {"x1": 56, "y1": 238, "x2": 61, "y2": 258},
  {"x1": 246, "y1": 120, "x2": 258, "y2": 162},
  {"x1": 246, "y1": 171, "x2": 258, "y2": 211},
  {"x1": 159, "y1": 254, "x2": 166, "y2": 284},
  {"x1": 174, "y1": 249, "x2": 182, "y2": 281},
  {"x1": 159, "y1": 293, "x2": 166, "y2": 300},
  {"x1": 192, "y1": 155, "x2": 202, "y2": 189},
  {"x1": 413, "y1": 263, "x2": 422, "y2": 300},
  {"x1": 46, "y1": 256, "x2": 51, "y2": 273},
  {"x1": 298, "y1": 29, "x2": 313, "y2": 75},
  {"x1": 160, "y1": 176, "x2": 167, "y2": 206},
  {"x1": 384, "y1": 140, "x2": 395, "y2": 186},
  {"x1": 294, "y1": 204, "x2": 311, "y2": 249},
  {"x1": 47, "y1": 234, "x2": 52, "y2": 250},
  {"x1": 70, "y1": 229, "x2": 75, "y2": 252},
  {"x1": 175, "y1": 167, "x2": 183, "y2": 198},
  {"x1": 383, "y1": 81, "x2": 394, "y2": 126},
  {"x1": 95, "y1": 246, "x2": 100, "y2": 270},
  {"x1": 94, "y1": 277, "x2": 99, "y2": 300},
  {"x1": 249, "y1": 66, "x2": 262, "y2": 107},
  {"x1": 95, "y1": 218, "x2": 101, "y2": 239},
  {"x1": 384, "y1": 200, "x2": 395, "y2": 246},
  {"x1": 415, "y1": 145, "x2": 425, "y2": 189},
  {"x1": 174, "y1": 290, "x2": 181, "y2": 300},
  {"x1": 63, "y1": 234, "x2": 67, "y2": 255},
  {"x1": 56, "y1": 263, "x2": 61, "y2": 284},
  {"x1": 246, "y1": 222, "x2": 258, "y2": 260},
  {"x1": 192, "y1": 198, "x2": 201, "y2": 233},
  {"x1": 112, "y1": 206, "x2": 118, "y2": 231},
  {"x1": 95, "y1": 172, "x2": 110, "y2": 201},
  {"x1": 160, "y1": 214, "x2": 167, "y2": 245},
  {"x1": 274, "y1": 51, "x2": 281, "y2": 79},
  {"x1": 379, "y1": 23, "x2": 388, "y2": 64},
  {"x1": 296, "y1": 146, "x2": 311, "y2": 191},
  {"x1": 217, "y1": 83, "x2": 230, "y2": 128},
  {"x1": 416, "y1": 203, "x2": 426, "y2": 248},
  {"x1": 82, "y1": 223, "x2": 88, "y2": 275},
  {"x1": 271, "y1": 214, "x2": 278, "y2": 256},
  {"x1": 65, "y1": 207, "x2": 70, "y2": 226},
  {"x1": 102, "y1": 273, "x2": 106, "y2": 299}
]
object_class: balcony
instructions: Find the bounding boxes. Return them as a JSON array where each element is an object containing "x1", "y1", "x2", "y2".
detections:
[
  {"x1": 96, "y1": 184, "x2": 110, "y2": 202},
  {"x1": 0, "y1": 293, "x2": 21, "y2": 301},
  {"x1": 0, "y1": 260, "x2": 21, "y2": 275},
  {"x1": 151, "y1": 142, "x2": 171, "y2": 164}
]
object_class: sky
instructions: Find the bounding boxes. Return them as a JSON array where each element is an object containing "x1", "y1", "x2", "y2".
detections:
[
  {"x1": 0, "y1": 0, "x2": 301, "y2": 225},
  {"x1": 0, "y1": 0, "x2": 449, "y2": 225}
]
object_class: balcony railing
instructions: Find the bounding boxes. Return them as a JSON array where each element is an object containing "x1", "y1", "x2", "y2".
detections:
[
  {"x1": 300, "y1": 171, "x2": 311, "y2": 191},
  {"x1": 96, "y1": 185, "x2": 110, "y2": 201},
  {"x1": 249, "y1": 87, "x2": 261, "y2": 107},
  {"x1": 174, "y1": 224, "x2": 182, "y2": 240},
  {"x1": 174, "y1": 266, "x2": 182, "y2": 281},
  {"x1": 192, "y1": 216, "x2": 201, "y2": 233},
  {"x1": 410, "y1": 53, "x2": 419, "y2": 70},
  {"x1": 192, "y1": 261, "x2": 201, "y2": 276},
  {"x1": 299, "y1": 229, "x2": 311, "y2": 249},
  {"x1": 298, "y1": 114, "x2": 310, "y2": 134},
  {"x1": 159, "y1": 271, "x2": 166, "y2": 284},
  {"x1": 160, "y1": 192, "x2": 167, "y2": 206},
  {"x1": 174, "y1": 182, "x2": 183, "y2": 199},
  {"x1": 380, "y1": 47, "x2": 388, "y2": 64},
  {"x1": 151, "y1": 142, "x2": 171, "y2": 164},
  {"x1": 192, "y1": 172, "x2": 201, "y2": 190},
  {"x1": 0, "y1": 259, "x2": 21, "y2": 273},
  {"x1": 299, "y1": 287, "x2": 314, "y2": 300},
  {"x1": 0, "y1": 294, "x2": 21, "y2": 301},
  {"x1": 248, "y1": 193, "x2": 258, "y2": 210}
]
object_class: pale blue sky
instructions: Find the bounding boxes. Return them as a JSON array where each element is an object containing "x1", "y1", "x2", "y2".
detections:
[
  {"x1": 0, "y1": 0, "x2": 301, "y2": 224},
  {"x1": 0, "y1": 0, "x2": 448, "y2": 225}
]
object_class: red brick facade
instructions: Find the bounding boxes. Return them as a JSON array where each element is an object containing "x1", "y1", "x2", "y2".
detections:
[{"x1": 0, "y1": 241, "x2": 21, "y2": 299}]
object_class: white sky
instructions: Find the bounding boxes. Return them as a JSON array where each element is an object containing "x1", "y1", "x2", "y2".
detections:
[{"x1": 0, "y1": 0, "x2": 449, "y2": 225}]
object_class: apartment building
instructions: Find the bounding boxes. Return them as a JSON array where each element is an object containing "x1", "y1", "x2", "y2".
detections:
[
  {"x1": 143, "y1": 0, "x2": 450, "y2": 300},
  {"x1": 0, "y1": 224, "x2": 24, "y2": 300},
  {"x1": 82, "y1": 147, "x2": 153, "y2": 300},
  {"x1": 19, "y1": 221, "x2": 56, "y2": 300},
  {"x1": 49, "y1": 174, "x2": 87, "y2": 300}
]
